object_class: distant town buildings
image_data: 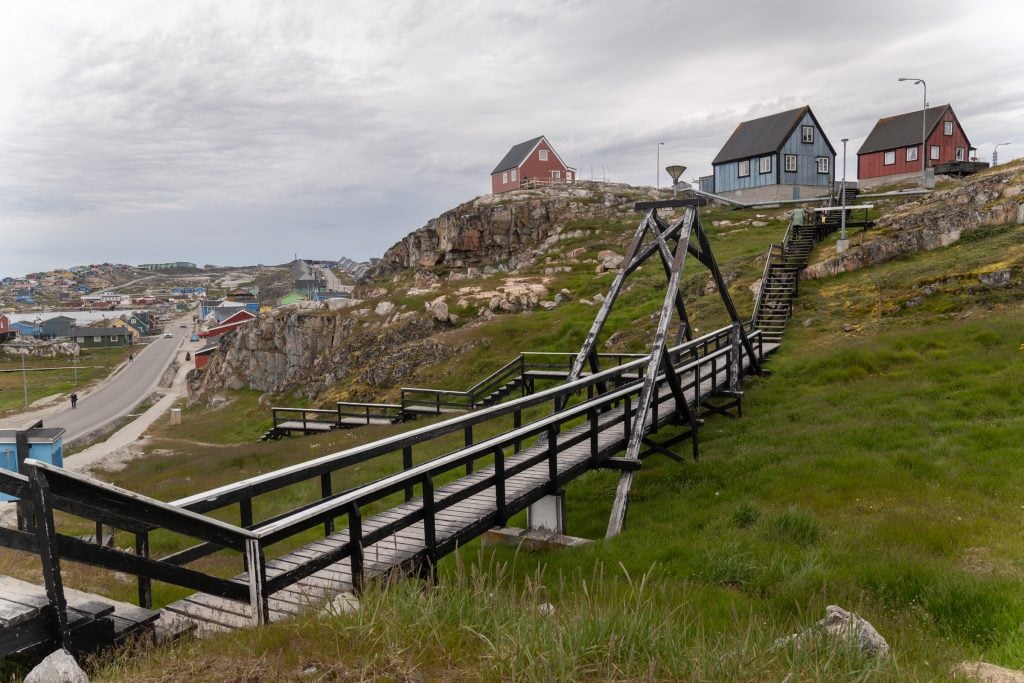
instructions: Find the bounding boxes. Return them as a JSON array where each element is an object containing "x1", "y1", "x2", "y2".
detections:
[{"x1": 137, "y1": 262, "x2": 198, "y2": 271}]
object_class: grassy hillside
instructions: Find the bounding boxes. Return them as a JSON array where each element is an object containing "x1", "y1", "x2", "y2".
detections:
[{"x1": 5, "y1": 182, "x2": 1024, "y2": 680}]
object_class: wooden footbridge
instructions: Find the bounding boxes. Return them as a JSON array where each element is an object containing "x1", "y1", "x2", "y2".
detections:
[{"x1": 0, "y1": 198, "x2": 848, "y2": 658}]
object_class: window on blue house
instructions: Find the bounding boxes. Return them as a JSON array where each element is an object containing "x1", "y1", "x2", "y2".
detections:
[
  {"x1": 759, "y1": 156, "x2": 772, "y2": 174},
  {"x1": 816, "y1": 157, "x2": 830, "y2": 174},
  {"x1": 784, "y1": 154, "x2": 797, "y2": 172},
  {"x1": 801, "y1": 126, "x2": 814, "y2": 143},
  {"x1": 738, "y1": 160, "x2": 750, "y2": 177}
]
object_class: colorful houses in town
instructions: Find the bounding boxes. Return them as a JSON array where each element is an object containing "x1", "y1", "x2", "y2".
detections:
[
  {"x1": 856, "y1": 104, "x2": 975, "y2": 188},
  {"x1": 491, "y1": 136, "x2": 575, "y2": 194},
  {"x1": 700, "y1": 106, "x2": 836, "y2": 202}
]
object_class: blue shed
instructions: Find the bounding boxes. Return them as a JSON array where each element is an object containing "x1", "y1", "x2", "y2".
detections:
[
  {"x1": 0, "y1": 425, "x2": 65, "y2": 502},
  {"x1": 710, "y1": 105, "x2": 835, "y2": 203}
]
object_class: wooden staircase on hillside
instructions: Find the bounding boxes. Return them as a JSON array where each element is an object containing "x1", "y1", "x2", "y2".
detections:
[{"x1": 752, "y1": 187, "x2": 860, "y2": 343}]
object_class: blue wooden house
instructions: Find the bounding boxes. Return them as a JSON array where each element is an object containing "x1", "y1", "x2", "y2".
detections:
[
  {"x1": 10, "y1": 321, "x2": 41, "y2": 337},
  {"x1": 0, "y1": 425, "x2": 65, "y2": 502},
  {"x1": 706, "y1": 105, "x2": 835, "y2": 202}
]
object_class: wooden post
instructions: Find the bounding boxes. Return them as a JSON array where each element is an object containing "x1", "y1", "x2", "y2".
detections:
[
  {"x1": 245, "y1": 537, "x2": 269, "y2": 626},
  {"x1": 321, "y1": 473, "x2": 334, "y2": 535},
  {"x1": 403, "y1": 446, "x2": 414, "y2": 501},
  {"x1": 136, "y1": 531, "x2": 152, "y2": 608},
  {"x1": 463, "y1": 426, "x2": 474, "y2": 475},
  {"x1": 29, "y1": 467, "x2": 71, "y2": 648},
  {"x1": 422, "y1": 476, "x2": 436, "y2": 559},
  {"x1": 348, "y1": 503, "x2": 364, "y2": 592},
  {"x1": 494, "y1": 447, "x2": 506, "y2": 525}
]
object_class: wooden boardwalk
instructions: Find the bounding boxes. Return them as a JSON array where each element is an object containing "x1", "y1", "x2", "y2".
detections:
[
  {"x1": 0, "y1": 575, "x2": 161, "y2": 658},
  {"x1": 163, "y1": 343, "x2": 775, "y2": 633}
]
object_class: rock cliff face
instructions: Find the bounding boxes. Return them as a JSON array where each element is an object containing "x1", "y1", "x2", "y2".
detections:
[
  {"x1": 193, "y1": 182, "x2": 653, "y2": 402},
  {"x1": 377, "y1": 183, "x2": 641, "y2": 273},
  {"x1": 805, "y1": 163, "x2": 1024, "y2": 279},
  {"x1": 190, "y1": 302, "x2": 470, "y2": 402}
]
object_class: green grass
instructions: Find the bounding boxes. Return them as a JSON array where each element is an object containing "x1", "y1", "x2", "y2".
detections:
[{"x1": 0, "y1": 346, "x2": 133, "y2": 413}]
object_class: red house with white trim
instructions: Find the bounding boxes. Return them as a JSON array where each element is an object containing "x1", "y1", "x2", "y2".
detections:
[
  {"x1": 857, "y1": 104, "x2": 975, "y2": 188},
  {"x1": 491, "y1": 135, "x2": 574, "y2": 194},
  {"x1": 0, "y1": 315, "x2": 11, "y2": 343},
  {"x1": 198, "y1": 309, "x2": 256, "y2": 338}
]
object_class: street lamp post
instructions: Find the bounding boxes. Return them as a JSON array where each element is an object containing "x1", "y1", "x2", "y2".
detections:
[
  {"x1": 898, "y1": 77, "x2": 927, "y2": 185},
  {"x1": 840, "y1": 138, "x2": 848, "y2": 241},
  {"x1": 656, "y1": 142, "x2": 664, "y2": 189},
  {"x1": 993, "y1": 142, "x2": 1012, "y2": 166}
]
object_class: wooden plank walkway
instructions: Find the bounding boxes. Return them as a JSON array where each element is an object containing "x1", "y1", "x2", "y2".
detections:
[
  {"x1": 0, "y1": 575, "x2": 162, "y2": 658},
  {"x1": 162, "y1": 343, "x2": 776, "y2": 633}
]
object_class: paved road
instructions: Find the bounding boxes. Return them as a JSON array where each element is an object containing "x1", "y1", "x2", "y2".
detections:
[{"x1": 24, "y1": 322, "x2": 191, "y2": 443}]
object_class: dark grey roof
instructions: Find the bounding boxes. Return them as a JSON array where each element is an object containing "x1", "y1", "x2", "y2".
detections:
[
  {"x1": 858, "y1": 104, "x2": 952, "y2": 154},
  {"x1": 69, "y1": 326, "x2": 129, "y2": 336},
  {"x1": 491, "y1": 136, "x2": 545, "y2": 175},
  {"x1": 196, "y1": 340, "x2": 220, "y2": 354},
  {"x1": 712, "y1": 107, "x2": 813, "y2": 165}
]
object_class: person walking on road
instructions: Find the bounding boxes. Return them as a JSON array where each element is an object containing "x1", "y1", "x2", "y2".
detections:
[
  {"x1": 128, "y1": 353, "x2": 134, "y2": 362},
  {"x1": 70, "y1": 393, "x2": 78, "y2": 409}
]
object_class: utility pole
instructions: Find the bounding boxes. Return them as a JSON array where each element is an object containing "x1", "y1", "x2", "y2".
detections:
[
  {"x1": 21, "y1": 354, "x2": 28, "y2": 408},
  {"x1": 656, "y1": 142, "x2": 664, "y2": 188}
]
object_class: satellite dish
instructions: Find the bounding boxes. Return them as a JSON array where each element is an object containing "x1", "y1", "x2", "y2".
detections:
[{"x1": 665, "y1": 165, "x2": 687, "y2": 184}]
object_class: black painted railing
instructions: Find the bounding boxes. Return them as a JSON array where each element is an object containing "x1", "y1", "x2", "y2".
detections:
[{"x1": 0, "y1": 323, "x2": 765, "y2": 634}]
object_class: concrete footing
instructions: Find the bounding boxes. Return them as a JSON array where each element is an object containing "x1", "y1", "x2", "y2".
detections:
[
  {"x1": 527, "y1": 492, "x2": 565, "y2": 533},
  {"x1": 481, "y1": 526, "x2": 593, "y2": 551}
]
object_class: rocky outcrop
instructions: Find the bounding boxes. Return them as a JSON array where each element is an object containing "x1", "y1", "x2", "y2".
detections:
[
  {"x1": 1, "y1": 339, "x2": 79, "y2": 358},
  {"x1": 190, "y1": 302, "x2": 472, "y2": 402},
  {"x1": 805, "y1": 163, "x2": 1024, "y2": 279},
  {"x1": 377, "y1": 183, "x2": 644, "y2": 274}
]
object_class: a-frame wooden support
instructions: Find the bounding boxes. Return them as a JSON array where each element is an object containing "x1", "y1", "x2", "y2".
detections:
[{"x1": 555, "y1": 199, "x2": 759, "y2": 539}]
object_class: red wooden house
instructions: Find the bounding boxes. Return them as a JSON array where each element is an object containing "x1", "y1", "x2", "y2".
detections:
[
  {"x1": 193, "y1": 339, "x2": 219, "y2": 369},
  {"x1": 0, "y1": 315, "x2": 12, "y2": 343},
  {"x1": 857, "y1": 104, "x2": 975, "y2": 187},
  {"x1": 198, "y1": 309, "x2": 256, "y2": 338},
  {"x1": 491, "y1": 135, "x2": 574, "y2": 194}
]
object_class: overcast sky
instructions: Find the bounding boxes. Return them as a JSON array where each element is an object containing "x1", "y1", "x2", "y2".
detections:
[{"x1": 1, "y1": 1, "x2": 1022, "y2": 277}]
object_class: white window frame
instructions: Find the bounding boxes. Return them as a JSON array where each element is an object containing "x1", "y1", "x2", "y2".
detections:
[
  {"x1": 738, "y1": 160, "x2": 750, "y2": 177},
  {"x1": 501, "y1": 171, "x2": 508, "y2": 184},
  {"x1": 884, "y1": 150, "x2": 896, "y2": 165},
  {"x1": 955, "y1": 147, "x2": 965, "y2": 161},
  {"x1": 76, "y1": 336, "x2": 85, "y2": 343},
  {"x1": 930, "y1": 145, "x2": 940, "y2": 160},
  {"x1": 943, "y1": 121, "x2": 953, "y2": 136},
  {"x1": 550, "y1": 169, "x2": 561, "y2": 179},
  {"x1": 801, "y1": 125, "x2": 814, "y2": 143},
  {"x1": 758, "y1": 156, "x2": 772, "y2": 174},
  {"x1": 905, "y1": 146, "x2": 918, "y2": 162},
  {"x1": 93, "y1": 336, "x2": 102, "y2": 343},
  {"x1": 816, "y1": 157, "x2": 830, "y2": 174},
  {"x1": 510, "y1": 169, "x2": 517, "y2": 182},
  {"x1": 539, "y1": 149, "x2": 548, "y2": 161},
  {"x1": 784, "y1": 154, "x2": 797, "y2": 172}
]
